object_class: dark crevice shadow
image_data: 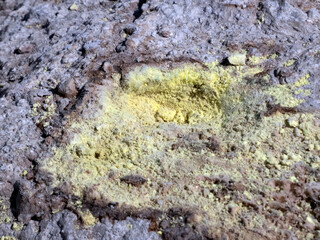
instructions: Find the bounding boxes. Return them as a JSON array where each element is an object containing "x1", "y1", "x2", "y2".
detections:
[
  {"x1": 10, "y1": 182, "x2": 21, "y2": 219},
  {"x1": 0, "y1": 88, "x2": 8, "y2": 98},
  {"x1": 220, "y1": 57, "x2": 231, "y2": 66},
  {"x1": 133, "y1": 0, "x2": 147, "y2": 21}
]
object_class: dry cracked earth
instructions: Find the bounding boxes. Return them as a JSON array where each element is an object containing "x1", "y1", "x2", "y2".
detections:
[{"x1": 1, "y1": 0, "x2": 320, "y2": 239}]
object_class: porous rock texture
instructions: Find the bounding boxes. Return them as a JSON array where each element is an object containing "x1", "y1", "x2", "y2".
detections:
[{"x1": 1, "y1": 0, "x2": 320, "y2": 239}]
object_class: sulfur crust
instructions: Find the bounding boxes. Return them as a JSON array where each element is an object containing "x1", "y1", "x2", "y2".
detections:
[{"x1": 42, "y1": 63, "x2": 320, "y2": 235}]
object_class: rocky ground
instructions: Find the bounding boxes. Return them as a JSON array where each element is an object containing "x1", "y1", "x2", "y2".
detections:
[{"x1": 1, "y1": 0, "x2": 320, "y2": 239}]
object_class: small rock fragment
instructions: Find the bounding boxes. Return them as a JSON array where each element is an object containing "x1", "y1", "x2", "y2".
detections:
[
  {"x1": 307, "y1": 8, "x2": 319, "y2": 19},
  {"x1": 57, "y1": 79, "x2": 78, "y2": 98},
  {"x1": 289, "y1": 176, "x2": 298, "y2": 183},
  {"x1": 57, "y1": 98, "x2": 70, "y2": 112},
  {"x1": 280, "y1": 159, "x2": 291, "y2": 167},
  {"x1": 102, "y1": 61, "x2": 113, "y2": 73},
  {"x1": 69, "y1": 3, "x2": 79, "y2": 11},
  {"x1": 203, "y1": 188, "x2": 210, "y2": 198},
  {"x1": 160, "y1": 219, "x2": 170, "y2": 229},
  {"x1": 294, "y1": 127, "x2": 302, "y2": 137},
  {"x1": 120, "y1": 175, "x2": 147, "y2": 186},
  {"x1": 75, "y1": 145, "x2": 90, "y2": 157},
  {"x1": 308, "y1": 143, "x2": 315, "y2": 151},
  {"x1": 36, "y1": 89, "x2": 51, "y2": 97},
  {"x1": 206, "y1": 137, "x2": 220, "y2": 152},
  {"x1": 305, "y1": 216, "x2": 316, "y2": 230},
  {"x1": 265, "y1": 156, "x2": 278, "y2": 168},
  {"x1": 161, "y1": 182, "x2": 173, "y2": 195},
  {"x1": 227, "y1": 202, "x2": 240, "y2": 216},
  {"x1": 228, "y1": 52, "x2": 246, "y2": 66},
  {"x1": 157, "y1": 106, "x2": 176, "y2": 122},
  {"x1": 286, "y1": 117, "x2": 299, "y2": 128},
  {"x1": 158, "y1": 30, "x2": 172, "y2": 38},
  {"x1": 186, "y1": 213, "x2": 202, "y2": 224},
  {"x1": 14, "y1": 44, "x2": 34, "y2": 54}
]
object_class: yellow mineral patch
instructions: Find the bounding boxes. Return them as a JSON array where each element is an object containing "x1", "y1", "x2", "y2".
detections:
[
  {"x1": 0, "y1": 198, "x2": 11, "y2": 225},
  {"x1": 12, "y1": 222, "x2": 24, "y2": 231},
  {"x1": 294, "y1": 73, "x2": 310, "y2": 88},
  {"x1": 42, "y1": 62, "x2": 320, "y2": 236},
  {"x1": 124, "y1": 64, "x2": 237, "y2": 124},
  {"x1": 269, "y1": 53, "x2": 278, "y2": 60},
  {"x1": 248, "y1": 55, "x2": 267, "y2": 65},
  {"x1": 265, "y1": 73, "x2": 311, "y2": 107},
  {"x1": 282, "y1": 59, "x2": 295, "y2": 67},
  {"x1": 265, "y1": 84, "x2": 303, "y2": 107},
  {"x1": 80, "y1": 210, "x2": 97, "y2": 227},
  {"x1": 30, "y1": 95, "x2": 56, "y2": 125}
]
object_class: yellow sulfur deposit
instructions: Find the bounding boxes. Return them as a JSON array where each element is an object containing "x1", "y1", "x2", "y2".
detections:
[
  {"x1": 265, "y1": 73, "x2": 311, "y2": 107},
  {"x1": 80, "y1": 209, "x2": 97, "y2": 227},
  {"x1": 124, "y1": 64, "x2": 236, "y2": 124},
  {"x1": 282, "y1": 59, "x2": 295, "y2": 67},
  {"x1": 248, "y1": 55, "x2": 267, "y2": 65},
  {"x1": 42, "y1": 62, "x2": 320, "y2": 236},
  {"x1": 43, "y1": 63, "x2": 262, "y2": 206}
]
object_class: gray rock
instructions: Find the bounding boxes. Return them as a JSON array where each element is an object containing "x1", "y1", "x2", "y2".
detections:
[{"x1": 19, "y1": 211, "x2": 160, "y2": 240}]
